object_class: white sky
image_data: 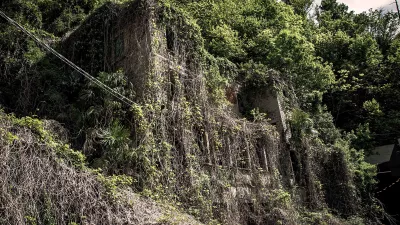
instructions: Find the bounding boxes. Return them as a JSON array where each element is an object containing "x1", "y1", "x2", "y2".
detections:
[{"x1": 314, "y1": 0, "x2": 397, "y2": 13}]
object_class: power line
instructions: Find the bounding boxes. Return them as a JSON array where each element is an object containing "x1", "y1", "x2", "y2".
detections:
[
  {"x1": 376, "y1": 177, "x2": 400, "y2": 194},
  {"x1": 0, "y1": 10, "x2": 137, "y2": 107}
]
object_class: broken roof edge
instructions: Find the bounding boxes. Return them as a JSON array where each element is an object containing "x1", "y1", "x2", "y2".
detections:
[{"x1": 366, "y1": 143, "x2": 397, "y2": 165}]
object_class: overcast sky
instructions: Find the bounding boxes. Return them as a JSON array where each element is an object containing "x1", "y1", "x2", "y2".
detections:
[{"x1": 314, "y1": 0, "x2": 397, "y2": 13}]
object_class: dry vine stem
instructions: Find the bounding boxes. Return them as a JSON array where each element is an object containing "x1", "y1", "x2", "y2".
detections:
[
  {"x1": 0, "y1": 113, "x2": 202, "y2": 225},
  {"x1": 0, "y1": 0, "x2": 369, "y2": 224}
]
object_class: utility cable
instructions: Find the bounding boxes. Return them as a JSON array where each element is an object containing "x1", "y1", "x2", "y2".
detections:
[
  {"x1": 376, "y1": 177, "x2": 400, "y2": 194},
  {"x1": 0, "y1": 10, "x2": 136, "y2": 107}
]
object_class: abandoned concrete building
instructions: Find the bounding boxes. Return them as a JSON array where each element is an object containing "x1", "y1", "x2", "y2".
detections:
[
  {"x1": 62, "y1": 2, "x2": 296, "y2": 222},
  {"x1": 366, "y1": 139, "x2": 400, "y2": 177},
  {"x1": 63, "y1": 1, "x2": 290, "y2": 140},
  {"x1": 366, "y1": 139, "x2": 400, "y2": 222}
]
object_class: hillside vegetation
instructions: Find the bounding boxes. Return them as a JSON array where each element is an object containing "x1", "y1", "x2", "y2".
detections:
[
  {"x1": 0, "y1": 0, "x2": 399, "y2": 224},
  {"x1": 0, "y1": 111, "x2": 201, "y2": 224}
]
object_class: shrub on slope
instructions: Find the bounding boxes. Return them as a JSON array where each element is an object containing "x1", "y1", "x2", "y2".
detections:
[{"x1": 0, "y1": 111, "x2": 201, "y2": 225}]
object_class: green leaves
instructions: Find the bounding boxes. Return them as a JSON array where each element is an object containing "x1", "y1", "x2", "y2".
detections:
[
  {"x1": 312, "y1": 1, "x2": 400, "y2": 146},
  {"x1": 168, "y1": 0, "x2": 337, "y2": 97},
  {"x1": 349, "y1": 34, "x2": 382, "y2": 69},
  {"x1": 290, "y1": 108, "x2": 313, "y2": 138},
  {"x1": 99, "y1": 120, "x2": 130, "y2": 149},
  {"x1": 23, "y1": 40, "x2": 45, "y2": 65},
  {"x1": 285, "y1": 0, "x2": 314, "y2": 16},
  {"x1": 208, "y1": 23, "x2": 245, "y2": 59},
  {"x1": 362, "y1": 99, "x2": 383, "y2": 116}
]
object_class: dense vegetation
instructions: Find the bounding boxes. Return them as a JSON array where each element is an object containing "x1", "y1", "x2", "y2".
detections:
[
  {"x1": 173, "y1": 0, "x2": 400, "y2": 150},
  {"x1": 0, "y1": 0, "x2": 399, "y2": 224}
]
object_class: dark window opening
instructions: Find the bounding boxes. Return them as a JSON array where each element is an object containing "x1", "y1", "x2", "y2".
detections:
[
  {"x1": 256, "y1": 142, "x2": 267, "y2": 170},
  {"x1": 290, "y1": 150, "x2": 301, "y2": 184},
  {"x1": 168, "y1": 71, "x2": 175, "y2": 101},
  {"x1": 114, "y1": 34, "x2": 124, "y2": 59},
  {"x1": 239, "y1": 141, "x2": 251, "y2": 170},
  {"x1": 166, "y1": 26, "x2": 175, "y2": 53}
]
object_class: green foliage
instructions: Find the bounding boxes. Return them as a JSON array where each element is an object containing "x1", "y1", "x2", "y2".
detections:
[
  {"x1": 9, "y1": 115, "x2": 87, "y2": 168},
  {"x1": 241, "y1": 60, "x2": 271, "y2": 88},
  {"x1": 97, "y1": 174, "x2": 133, "y2": 198},
  {"x1": 99, "y1": 120, "x2": 130, "y2": 150},
  {"x1": 312, "y1": 109, "x2": 341, "y2": 144},
  {"x1": 172, "y1": 0, "x2": 335, "y2": 95},
  {"x1": 43, "y1": 193, "x2": 56, "y2": 225},
  {"x1": 316, "y1": 0, "x2": 400, "y2": 145},
  {"x1": 347, "y1": 123, "x2": 374, "y2": 155},
  {"x1": 0, "y1": 128, "x2": 19, "y2": 143},
  {"x1": 363, "y1": 99, "x2": 382, "y2": 116},
  {"x1": 250, "y1": 108, "x2": 269, "y2": 122},
  {"x1": 300, "y1": 210, "x2": 335, "y2": 225},
  {"x1": 285, "y1": 0, "x2": 314, "y2": 16},
  {"x1": 270, "y1": 189, "x2": 292, "y2": 208},
  {"x1": 290, "y1": 108, "x2": 313, "y2": 138},
  {"x1": 204, "y1": 54, "x2": 232, "y2": 104},
  {"x1": 25, "y1": 216, "x2": 37, "y2": 225},
  {"x1": 0, "y1": 0, "x2": 394, "y2": 223},
  {"x1": 208, "y1": 23, "x2": 245, "y2": 59},
  {"x1": 56, "y1": 144, "x2": 87, "y2": 169}
]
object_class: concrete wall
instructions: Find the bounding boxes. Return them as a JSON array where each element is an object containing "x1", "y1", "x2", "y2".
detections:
[
  {"x1": 241, "y1": 88, "x2": 291, "y2": 141},
  {"x1": 109, "y1": 1, "x2": 153, "y2": 97},
  {"x1": 366, "y1": 144, "x2": 394, "y2": 165},
  {"x1": 62, "y1": 2, "x2": 154, "y2": 98},
  {"x1": 62, "y1": 4, "x2": 295, "y2": 221},
  {"x1": 61, "y1": 3, "x2": 118, "y2": 75}
]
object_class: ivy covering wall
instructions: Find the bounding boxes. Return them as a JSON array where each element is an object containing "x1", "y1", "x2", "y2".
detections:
[{"x1": 0, "y1": 0, "x2": 393, "y2": 224}]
